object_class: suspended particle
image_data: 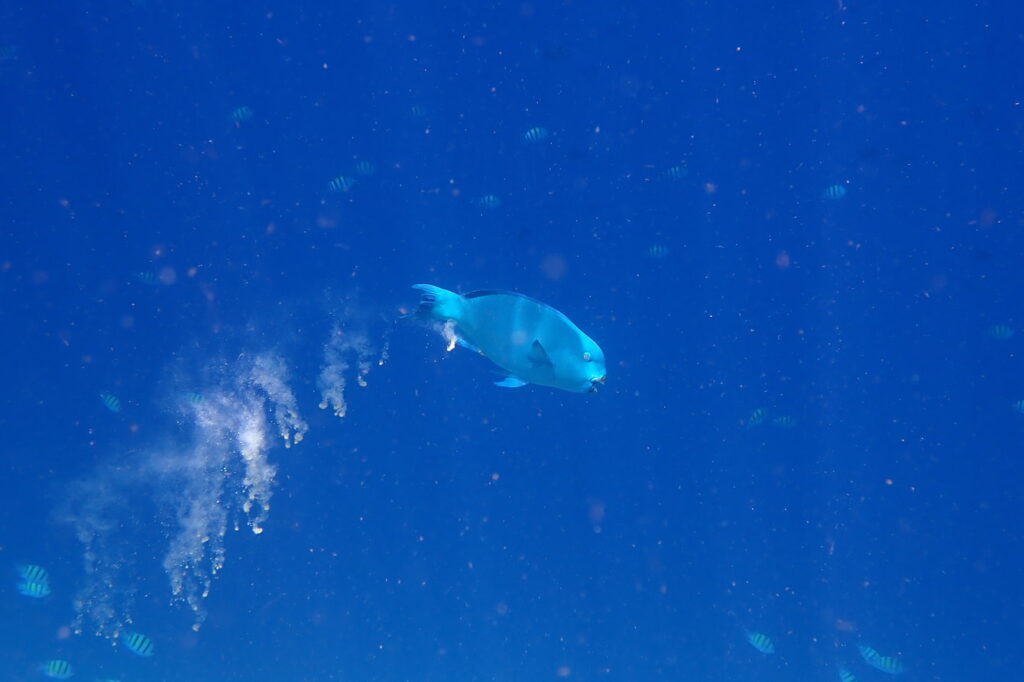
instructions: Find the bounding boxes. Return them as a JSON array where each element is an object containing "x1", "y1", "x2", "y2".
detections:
[
  {"x1": 328, "y1": 176, "x2": 356, "y2": 193},
  {"x1": 100, "y1": 393, "x2": 122, "y2": 413},
  {"x1": 823, "y1": 183, "x2": 848, "y2": 200},
  {"x1": 522, "y1": 126, "x2": 549, "y2": 143}
]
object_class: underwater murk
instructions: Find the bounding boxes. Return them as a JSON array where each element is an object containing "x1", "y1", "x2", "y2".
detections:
[{"x1": 1, "y1": 1, "x2": 1021, "y2": 682}]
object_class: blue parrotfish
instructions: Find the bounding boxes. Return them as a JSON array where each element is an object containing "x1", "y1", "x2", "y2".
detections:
[{"x1": 408, "y1": 284, "x2": 607, "y2": 393}]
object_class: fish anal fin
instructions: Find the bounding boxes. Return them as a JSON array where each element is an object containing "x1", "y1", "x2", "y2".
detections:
[{"x1": 494, "y1": 376, "x2": 529, "y2": 388}]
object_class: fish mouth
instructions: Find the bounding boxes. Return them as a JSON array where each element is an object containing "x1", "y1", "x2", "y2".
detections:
[{"x1": 588, "y1": 375, "x2": 607, "y2": 393}]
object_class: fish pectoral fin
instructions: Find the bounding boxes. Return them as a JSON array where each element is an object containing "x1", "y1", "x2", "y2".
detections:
[
  {"x1": 494, "y1": 375, "x2": 529, "y2": 388},
  {"x1": 457, "y1": 338, "x2": 484, "y2": 355},
  {"x1": 528, "y1": 339, "x2": 553, "y2": 367}
]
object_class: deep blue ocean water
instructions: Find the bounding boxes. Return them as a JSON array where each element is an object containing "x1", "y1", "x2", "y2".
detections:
[{"x1": 1, "y1": 1, "x2": 1021, "y2": 681}]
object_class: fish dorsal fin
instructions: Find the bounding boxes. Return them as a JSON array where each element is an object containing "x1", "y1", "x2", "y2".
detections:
[
  {"x1": 464, "y1": 289, "x2": 522, "y2": 299},
  {"x1": 528, "y1": 339, "x2": 553, "y2": 367}
]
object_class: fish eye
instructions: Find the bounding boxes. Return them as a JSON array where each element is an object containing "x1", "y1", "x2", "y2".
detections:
[{"x1": 582, "y1": 352, "x2": 592, "y2": 362}]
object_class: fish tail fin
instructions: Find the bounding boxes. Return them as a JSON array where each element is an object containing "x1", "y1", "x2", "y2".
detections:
[{"x1": 407, "y1": 284, "x2": 464, "y2": 322}]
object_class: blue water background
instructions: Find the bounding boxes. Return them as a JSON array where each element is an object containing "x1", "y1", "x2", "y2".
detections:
[{"x1": 1, "y1": 1, "x2": 1021, "y2": 681}]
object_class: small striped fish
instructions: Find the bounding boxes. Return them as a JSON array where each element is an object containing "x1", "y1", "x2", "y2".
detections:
[
  {"x1": 18, "y1": 579, "x2": 51, "y2": 598},
  {"x1": 522, "y1": 126, "x2": 549, "y2": 143},
  {"x1": 41, "y1": 659, "x2": 73, "y2": 680},
  {"x1": 823, "y1": 183, "x2": 848, "y2": 200},
  {"x1": 100, "y1": 393, "x2": 122, "y2": 413},
  {"x1": 19, "y1": 564, "x2": 49, "y2": 584},
  {"x1": 746, "y1": 631, "x2": 775, "y2": 654},
  {"x1": 123, "y1": 630, "x2": 155, "y2": 657},
  {"x1": 859, "y1": 644, "x2": 903, "y2": 675},
  {"x1": 327, "y1": 176, "x2": 356, "y2": 193}
]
